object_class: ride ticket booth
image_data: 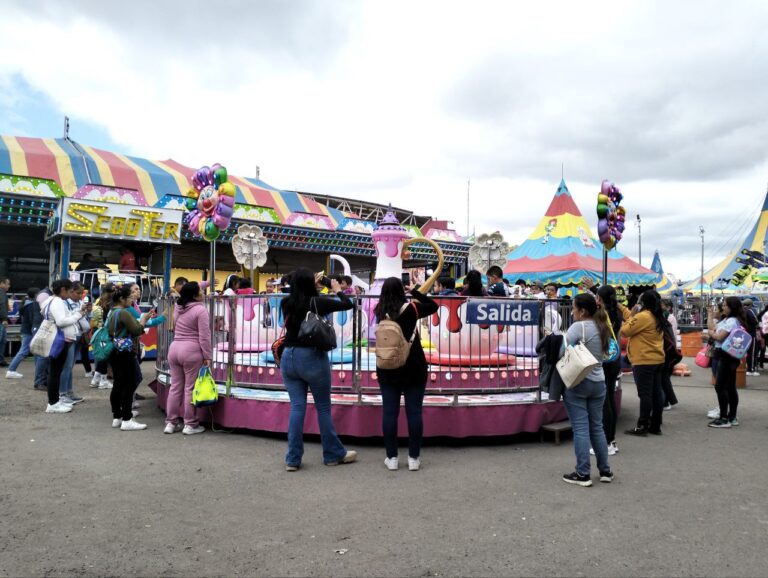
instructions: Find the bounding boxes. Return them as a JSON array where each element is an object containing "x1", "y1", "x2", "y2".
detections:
[{"x1": 46, "y1": 197, "x2": 184, "y2": 360}]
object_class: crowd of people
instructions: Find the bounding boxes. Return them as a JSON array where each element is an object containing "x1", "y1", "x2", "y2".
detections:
[{"x1": 0, "y1": 264, "x2": 763, "y2": 485}]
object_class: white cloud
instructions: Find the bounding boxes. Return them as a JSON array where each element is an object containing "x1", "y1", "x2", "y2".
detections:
[{"x1": 1, "y1": 0, "x2": 767, "y2": 282}]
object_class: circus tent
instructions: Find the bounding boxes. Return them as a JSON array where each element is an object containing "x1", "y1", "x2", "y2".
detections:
[
  {"x1": 683, "y1": 188, "x2": 768, "y2": 290},
  {"x1": 503, "y1": 179, "x2": 658, "y2": 286},
  {"x1": 650, "y1": 250, "x2": 676, "y2": 293}
]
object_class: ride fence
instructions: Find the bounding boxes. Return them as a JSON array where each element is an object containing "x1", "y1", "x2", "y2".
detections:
[{"x1": 154, "y1": 294, "x2": 576, "y2": 401}]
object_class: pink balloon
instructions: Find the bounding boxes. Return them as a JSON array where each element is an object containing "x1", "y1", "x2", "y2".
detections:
[
  {"x1": 212, "y1": 213, "x2": 229, "y2": 229},
  {"x1": 216, "y1": 203, "x2": 234, "y2": 219}
]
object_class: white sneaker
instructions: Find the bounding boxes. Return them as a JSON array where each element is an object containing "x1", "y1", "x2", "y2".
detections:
[
  {"x1": 120, "y1": 419, "x2": 147, "y2": 431},
  {"x1": 84, "y1": 371, "x2": 94, "y2": 378},
  {"x1": 707, "y1": 407, "x2": 720, "y2": 419},
  {"x1": 90, "y1": 372, "x2": 101, "y2": 387},
  {"x1": 164, "y1": 422, "x2": 183, "y2": 434},
  {"x1": 5, "y1": 370, "x2": 23, "y2": 379},
  {"x1": 182, "y1": 425, "x2": 205, "y2": 435},
  {"x1": 384, "y1": 457, "x2": 399, "y2": 471},
  {"x1": 132, "y1": 410, "x2": 139, "y2": 418},
  {"x1": 408, "y1": 456, "x2": 421, "y2": 471},
  {"x1": 98, "y1": 378, "x2": 113, "y2": 390},
  {"x1": 45, "y1": 401, "x2": 73, "y2": 413},
  {"x1": 132, "y1": 401, "x2": 141, "y2": 409},
  {"x1": 111, "y1": 418, "x2": 122, "y2": 428},
  {"x1": 607, "y1": 443, "x2": 617, "y2": 456}
]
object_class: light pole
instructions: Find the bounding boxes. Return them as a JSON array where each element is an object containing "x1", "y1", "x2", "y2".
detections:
[
  {"x1": 635, "y1": 214, "x2": 642, "y2": 266},
  {"x1": 699, "y1": 225, "x2": 705, "y2": 324}
]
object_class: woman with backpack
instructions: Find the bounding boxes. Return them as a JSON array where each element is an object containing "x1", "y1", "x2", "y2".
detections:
[
  {"x1": 108, "y1": 285, "x2": 151, "y2": 431},
  {"x1": 374, "y1": 277, "x2": 438, "y2": 471},
  {"x1": 90, "y1": 283, "x2": 115, "y2": 389},
  {"x1": 621, "y1": 289, "x2": 665, "y2": 436},
  {"x1": 707, "y1": 296, "x2": 748, "y2": 428},
  {"x1": 165, "y1": 282, "x2": 212, "y2": 436},
  {"x1": 279, "y1": 268, "x2": 357, "y2": 471}
]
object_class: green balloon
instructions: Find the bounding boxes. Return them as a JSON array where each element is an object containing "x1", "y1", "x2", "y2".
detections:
[
  {"x1": 185, "y1": 197, "x2": 197, "y2": 211},
  {"x1": 596, "y1": 203, "x2": 609, "y2": 218},
  {"x1": 214, "y1": 167, "x2": 228, "y2": 186},
  {"x1": 204, "y1": 220, "x2": 220, "y2": 241}
]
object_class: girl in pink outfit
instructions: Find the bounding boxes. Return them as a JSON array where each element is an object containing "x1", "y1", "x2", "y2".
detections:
[{"x1": 165, "y1": 282, "x2": 212, "y2": 435}]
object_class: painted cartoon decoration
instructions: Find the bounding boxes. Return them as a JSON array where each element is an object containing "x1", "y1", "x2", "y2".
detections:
[
  {"x1": 542, "y1": 219, "x2": 557, "y2": 244},
  {"x1": 183, "y1": 164, "x2": 236, "y2": 242},
  {"x1": 596, "y1": 180, "x2": 625, "y2": 250}
]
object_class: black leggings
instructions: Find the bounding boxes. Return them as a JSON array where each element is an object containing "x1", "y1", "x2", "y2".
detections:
[
  {"x1": 660, "y1": 367, "x2": 678, "y2": 406},
  {"x1": 714, "y1": 351, "x2": 739, "y2": 420},
  {"x1": 47, "y1": 343, "x2": 72, "y2": 405},
  {"x1": 110, "y1": 350, "x2": 139, "y2": 420},
  {"x1": 602, "y1": 360, "x2": 620, "y2": 443},
  {"x1": 378, "y1": 373, "x2": 426, "y2": 459},
  {"x1": 632, "y1": 364, "x2": 664, "y2": 431}
]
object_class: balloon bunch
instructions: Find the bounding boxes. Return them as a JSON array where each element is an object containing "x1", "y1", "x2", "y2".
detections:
[
  {"x1": 596, "y1": 180, "x2": 625, "y2": 250},
  {"x1": 184, "y1": 164, "x2": 235, "y2": 242}
]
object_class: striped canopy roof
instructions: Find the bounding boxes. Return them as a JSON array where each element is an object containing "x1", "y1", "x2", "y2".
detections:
[
  {"x1": 688, "y1": 189, "x2": 768, "y2": 290},
  {"x1": 504, "y1": 180, "x2": 658, "y2": 286},
  {"x1": 650, "y1": 250, "x2": 676, "y2": 293},
  {"x1": 0, "y1": 135, "x2": 350, "y2": 228}
]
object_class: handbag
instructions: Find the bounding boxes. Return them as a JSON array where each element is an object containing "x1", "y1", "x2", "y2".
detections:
[
  {"x1": 192, "y1": 366, "x2": 218, "y2": 407},
  {"x1": 695, "y1": 346, "x2": 711, "y2": 368},
  {"x1": 30, "y1": 302, "x2": 66, "y2": 358},
  {"x1": 556, "y1": 322, "x2": 601, "y2": 389},
  {"x1": 109, "y1": 308, "x2": 134, "y2": 353},
  {"x1": 604, "y1": 320, "x2": 620, "y2": 363},
  {"x1": 297, "y1": 298, "x2": 337, "y2": 351},
  {"x1": 271, "y1": 319, "x2": 287, "y2": 367}
]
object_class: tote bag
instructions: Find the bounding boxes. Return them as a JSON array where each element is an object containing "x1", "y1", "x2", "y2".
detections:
[
  {"x1": 556, "y1": 322, "x2": 601, "y2": 389},
  {"x1": 29, "y1": 302, "x2": 65, "y2": 358},
  {"x1": 297, "y1": 298, "x2": 337, "y2": 351}
]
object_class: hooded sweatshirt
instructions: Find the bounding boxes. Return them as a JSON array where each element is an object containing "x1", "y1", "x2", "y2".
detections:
[
  {"x1": 40, "y1": 295, "x2": 84, "y2": 342},
  {"x1": 19, "y1": 299, "x2": 43, "y2": 335},
  {"x1": 171, "y1": 301, "x2": 212, "y2": 360}
]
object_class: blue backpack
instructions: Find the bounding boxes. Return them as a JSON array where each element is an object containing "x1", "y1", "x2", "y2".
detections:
[{"x1": 721, "y1": 325, "x2": 752, "y2": 360}]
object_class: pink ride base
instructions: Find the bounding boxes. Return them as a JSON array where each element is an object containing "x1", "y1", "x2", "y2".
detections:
[{"x1": 150, "y1": 378, "x2": 623, "y2": 439}]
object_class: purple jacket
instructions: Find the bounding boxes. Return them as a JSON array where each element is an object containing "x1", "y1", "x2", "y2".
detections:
[{"x1": 173, "y1": 301, "x2": 213, "y2": 360}]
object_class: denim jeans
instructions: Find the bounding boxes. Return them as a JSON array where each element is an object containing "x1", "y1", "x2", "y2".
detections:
[
  {"x1": 8, "y1": 333, "x2": 32, "y2": 372},
  {"x1": 59, "y1": 341, "x2": 77, "y2": 395},
  {"x1": 280, "y1": 346, "x2": 347, "y2": 466},
  {"x1": 563, "y1": 378, "x2": 610, "y2": 476},
  {"x1": 0, "y1": 323, "x2": 7, "y2": 363},
  {"x1": 34, "y1": 356, "x2": 49, "y2": 387}
]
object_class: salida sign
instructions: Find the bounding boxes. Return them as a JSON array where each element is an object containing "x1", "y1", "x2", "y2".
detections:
[{"x1": 465, "y1": 299, "x2": 539, "y2": 326}]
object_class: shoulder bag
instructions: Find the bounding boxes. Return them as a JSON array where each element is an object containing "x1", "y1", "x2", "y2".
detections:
[
  {"x1": 297, "y1": 298, "x2": 337, "y2": 351},
  {"x1": 556, "y1": 322, "x2": 601, "y2": 389},
  {"x1": 29, "y1": 301, "x2": 66, "y2": 358}
]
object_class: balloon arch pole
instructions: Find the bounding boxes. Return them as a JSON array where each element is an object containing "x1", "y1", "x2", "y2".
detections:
[{"x1": 596, "y1": 180, "x2": 626, "y2": 287}]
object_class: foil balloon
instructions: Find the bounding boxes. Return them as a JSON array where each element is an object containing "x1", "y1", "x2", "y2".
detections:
[
  {"x1": 183, "y1": 163, "x2": 235, "y2": 241},
  {"x1": 596, "y1": 180, "x2": 624, "y2": 251}
]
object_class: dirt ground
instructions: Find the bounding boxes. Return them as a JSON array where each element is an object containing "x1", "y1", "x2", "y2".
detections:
[{"x1": 1, "y1": 360, "x2": 767, "y2": 577}]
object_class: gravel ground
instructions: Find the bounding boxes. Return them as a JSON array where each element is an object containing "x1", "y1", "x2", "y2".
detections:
[{"x1": 1, "y1": 360, "x2": 767, "y2": 577}]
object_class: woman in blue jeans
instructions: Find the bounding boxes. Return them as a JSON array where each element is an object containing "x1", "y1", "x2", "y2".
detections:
[
  {"x1": 561, "y1": 293, "x2": 614, "y2": 487},
  {"x1": 279, "y1": 268, "x2": 357, "y2": 471}
]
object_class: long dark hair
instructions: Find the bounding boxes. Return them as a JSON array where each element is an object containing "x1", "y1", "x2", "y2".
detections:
[
  {"x1": 574, "y1": 292, "x2": 609, "y2": 354},
  {"x1": 724, "y1": 296, "x2": 748, "y2": 327},
  {"x1": 639, "y1": 289, "x2": 665, "y2": 332},
  {"x1": 374, "y1": 277, "x2": 407, "y2": 322},
  {"x1": 177, "y1": 282, "x2": 200, "y2": 307},
  {"x1": 597, "y1": 284, "x2": 620, "y2": 333},
  {"x1": 463, "y1": 270, "x2": 484, "y2": 296},
  {"x1": 281, "y1": 268, "x2": 318, "y2": 319}
]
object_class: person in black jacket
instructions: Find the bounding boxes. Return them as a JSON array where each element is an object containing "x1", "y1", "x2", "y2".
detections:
[
  {"x1": 5, "y1": 287, "x2": 42, "y2": 380},
  {"x1": 595, "y1": 285, "x2": 622, "y2": 455},
  {"x1": 279, "y1": 268, "x2": 357, "y2": 471},
  {"x1": 374, "y1": 277, "x2": 438, "y2": 471}
]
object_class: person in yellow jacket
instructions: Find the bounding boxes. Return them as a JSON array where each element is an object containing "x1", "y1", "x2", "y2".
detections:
[{"x1": 620, "y1": 289, "x2": 666, "y2": 436}]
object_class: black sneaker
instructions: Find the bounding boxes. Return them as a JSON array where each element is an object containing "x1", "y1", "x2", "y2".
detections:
[
  {"x1": 624, "y1": 426, "x2": 648, "y2": 437},
  {"x1": 599, "y1": 470, "x2": 614, "y2": 483},
  {"x1": 562, "y1": 472, "x2": 592, "y2": 487},
  {"x1": 708, "y1": 418, "x2": 732, "y2": 428},
  {"x1": 729, "y1": 417, "x2": 739, "y2": 426}
]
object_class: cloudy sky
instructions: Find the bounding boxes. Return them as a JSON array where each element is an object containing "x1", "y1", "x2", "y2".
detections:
[{"x1": 1, "y1": 0, "x2": 767, "y2": 280}]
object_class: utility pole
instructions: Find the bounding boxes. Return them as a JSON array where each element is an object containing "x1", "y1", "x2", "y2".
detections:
[
  {"x1": 466, "y1": 179, "x2": 470, "y2": 238},
  {"x1": 636, "y1": 214, "x2": 642, "y2": 266},
  {"x1": 700, "y1": 225, "x2": 705, "y2": 325}
]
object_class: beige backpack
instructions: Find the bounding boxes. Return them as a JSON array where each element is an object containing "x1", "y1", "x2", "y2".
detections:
[{"x1": 375, "y1": 303, "x2": 418, "y2": 370}]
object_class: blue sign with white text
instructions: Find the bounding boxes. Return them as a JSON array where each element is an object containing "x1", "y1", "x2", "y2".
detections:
[{"x1": 465, "y1": 299, "x2": 539, "y2": 326}]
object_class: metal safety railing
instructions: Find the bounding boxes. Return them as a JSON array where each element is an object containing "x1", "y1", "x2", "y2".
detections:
[{"x1": 155, "y1": 294, "x2": 577, "y2": 401}]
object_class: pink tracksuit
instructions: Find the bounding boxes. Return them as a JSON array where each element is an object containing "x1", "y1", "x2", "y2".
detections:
[{"x1": 167, "y1": 302, "x2": 213, "y2": 427}]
